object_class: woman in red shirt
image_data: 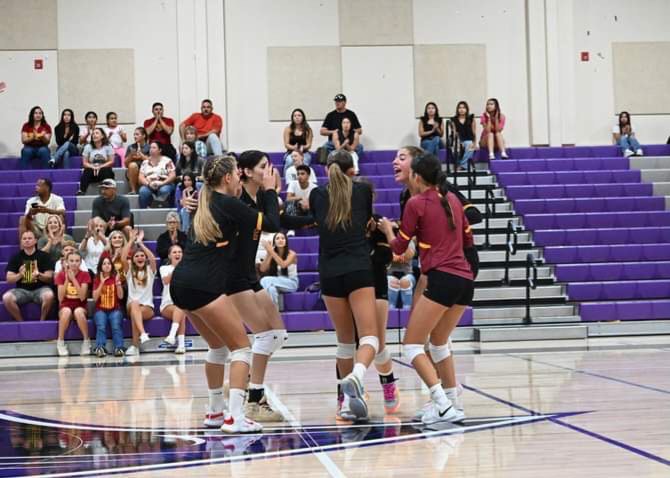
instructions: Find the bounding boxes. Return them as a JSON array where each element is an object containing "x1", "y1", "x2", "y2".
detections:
[
  {"x1": 54, "y1": 251, "x2": 92, "y2": 357},
  {"x1": 20, "y1": 106, "x2": 52, "y2": 169},
  {"x1": 379, "y1": 152, "x2": 475, "y2": 426}
]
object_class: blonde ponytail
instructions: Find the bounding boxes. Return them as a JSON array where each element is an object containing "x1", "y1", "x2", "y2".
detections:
[
  {"x1": 326, "y1": 151, "x2": 354, "y2": 231},
  {"x1": 193, "y1": 155, "x2": 237, "y2": 244}
]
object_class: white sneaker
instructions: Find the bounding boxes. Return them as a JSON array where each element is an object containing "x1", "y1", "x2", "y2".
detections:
[
  {"x1": 340, "y1": 373, "x2": 369, "y2": 422},
  {"x1": 445, "y1": 384, "x2": 465, "y2": 417},
  {"x1": 220, "y1": 414, "x2": 263, "y2": 434},
  {"x1": 163, "y1": 335, "x2": 176, "y2": 346},
  {"x1": 488, "y1": 152, "x2": 495, "y2": 160},
  {"x1": 286, "y1": 229, "x2": 295, "y2": 237},
  {"x1": 125, "y1": 345, "x2": 140, "y2": 356},
  {"x1": 624, "y1": 149, "x2": 634, "y2": 158},
  {"x1": 174, "y1": 345, "x2": 186, "y2": 354},
  {"x1": 635, "y1": 148, "x2": 644, "y2": 156},
  {"x1": 80, "y1": 339, "x2": 91, "y2": 356},
  {"x1": 203, "y1": 410, "x2": 225, "y2": 428},
  {"x1": 413, "y1": 400, "x2": 433, "y2": 421},
  {"x1": 501, "y1": 151, "x2": 509, "y2": 159},
  {"x1": 421, "y1": 401, "x2": 464, "y2": 425},
  {"x1": 140, "y1": 333, "x2": 150, "y2": 344},
  {"x1": 56, "y1": 340, "x2": 69, "y2": 357}
]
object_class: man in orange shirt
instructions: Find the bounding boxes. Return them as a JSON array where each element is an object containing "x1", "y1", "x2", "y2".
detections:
[{"x1": 179, "y1": 99, "x2": 224, "y2": 156}]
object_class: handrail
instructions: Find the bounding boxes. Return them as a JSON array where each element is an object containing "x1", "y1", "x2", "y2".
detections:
[
  {"x1": 502, "y1": 220, "x2": 520, "y2": 284},
  {"x1": 525, "y1": 253, "x2": 539, "y2": 324},
  {"x1": 482, "y1": 185, "x2": 496, "y2": 249}
]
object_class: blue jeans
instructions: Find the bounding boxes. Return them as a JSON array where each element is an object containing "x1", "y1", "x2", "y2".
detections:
[
  {"x1": 179, "y1": 207, "x2": 192, "y2": 233},
  {"x1": 205, "y1": 133, "x2": 224, "y2": 156},
  {"x1": 20, "y1": 146, "x2": 50, "y2": 169},
  {"x1": 420, "y1": 136, "x2": 442, "y2": 157},
  {"x1": 139, "y1": 184, "x2": 175, "y2": 208},
  {"x1": 283, "y1": 151, "x2": 312, "y2": 170},
  {"x1": 323, "y1": 139, "x2": 364, "y2": 157},
  {"x1": 388, "y1": 274, "x2": 416, "y2": 309},
  {"x1": 94, "y1": 309, "x2": 124, "y2": 349},
  {"x1": 619, "y1": 135, "x2": 642, "y2": 153},
  {"x1": 53, "y1": 141, "x2": 78, "y2": 168},
  {"x1": 260, "y1": 275, "x2": 299, "y2": 306},
  {"x1": 459, "y1": 140, "x2": 475, "y2": 168}
]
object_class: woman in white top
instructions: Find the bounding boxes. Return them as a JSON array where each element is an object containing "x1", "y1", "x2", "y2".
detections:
[
  {"x1": 159, "y1": 244, "x2": 186, "y2": 354},
  {"x1": 259, "y1": 232, "x2": 299, "y2": 307},
  {"x1": 104, "y1": 111, "x2": 127, "y2": 164},
  {"x1": 138, "y1": 141, "x2": 177, "y2": 208},
  {"x1": 125, "y1": 229, "x2": 157, "y2": 356},
  {"x1": 613, "y1": 111, "x2": 644, "y2": 158},
  {"x1": 78, "y1": 128, "x2": 115, "y2": 195},
  {"x1": 79, "y1": 217, "x2": 108, "y2": 275}
]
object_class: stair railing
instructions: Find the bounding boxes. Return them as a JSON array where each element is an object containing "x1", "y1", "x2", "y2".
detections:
[
  {"x1": 482, "y1": 185, "x2": 496, "y2": 249},
  {"x1": 525, "y1": 253, "x2": 539, "y2": 324},
  {"x1": 502, "y1": 220, "x2": 520, "y2": 284}
]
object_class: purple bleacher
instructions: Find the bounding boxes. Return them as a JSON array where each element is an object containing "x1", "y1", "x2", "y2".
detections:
[
  {"x1": 514, "y1": 196, "x2": 664, "y2": 215},
  {"x1": 497, "y1": 169, "x2": 641, "y2": 187},
  {"x1": 491, "y1": 157, "x2": 629, "y2": 173},
  {"x1": 522, "y1": 211, "x2": 670, "y2": 231},
  {"x1": 580, "y1": 300, "x2": 670, "y2": 322},
  {"x1": 555, "y1": 262, "x2": 670, "y2": 282},
  {"x1": 505, "y1": 183, "x2": 653, "y2": 200},
  {"x1": 534, "y1": 227, "x2": 670, "y2": 247}
]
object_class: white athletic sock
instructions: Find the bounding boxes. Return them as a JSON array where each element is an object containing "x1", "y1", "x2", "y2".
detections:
[
  {"x1": 229, "y1": 388, "x2": 246, "y2": 418},
  {"x1": 208, "y1": 387, "x2": 225, "y2": 414},
  {"x1": 177, "y1": 334, "x2": 185, "y2": 348},
  {"x1": 429, "y1": 383, "x2": 451, "y2": 410},
  {"x1": 352, "y1": 363, "x2": 367, "y2": 382},
  {"x1": 168, "y1": 322, "x2": 179, "y2": 340}
]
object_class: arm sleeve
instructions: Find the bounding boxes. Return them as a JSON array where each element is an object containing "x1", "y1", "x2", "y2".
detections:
[
  {"x1": 391, "y1": 198, "x2": 419, "y2": 255},
  {"x1": 350, "y1": 112, "x2": 362, "y2": 130},
  {"x1": 91, "y1": 198, "x2": 101, "y2": 219},
  {"x1": 6, "y1": 254, "x2": 20, "y2": 274},
  {"x1": 280, "y1": 211, "x2": 315, "y2": 229},
  {"x1": 321, "y1": 112, "x2": 332, "y2": 129},
  {"x1": 213, "y1": 115, "x2": 223, "y2": 133},
  {"x1": 259, "y1": 190, "x2": 280, "y2": 232}
]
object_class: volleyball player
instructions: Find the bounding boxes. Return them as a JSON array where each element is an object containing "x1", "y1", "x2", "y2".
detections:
[
  {"x1": 379, "y1": 152, "x2": 475, "y2": 424},
  {"x1": 309, "y1": 150, "x2": 381, "y2": 422},
  {"x1": 170, "y1": 155, "x2": 280, "y2": 433}
]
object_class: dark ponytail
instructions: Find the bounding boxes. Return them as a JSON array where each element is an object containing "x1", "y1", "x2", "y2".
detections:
[{"x1": 411, "y1": 153, "x2": 455, "y2": 230}]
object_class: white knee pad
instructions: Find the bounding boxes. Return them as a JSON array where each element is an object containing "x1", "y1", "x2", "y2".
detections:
[
  {"x1": 374, "y1": 347, "x2": 391, "y2": 365},
  {"x1": 359, "y1": 335, "x2": 380, "y2": 355},
  {"x1": 252, "y1": 329, "x2": 288, "y2": 356},
  {"x1": 229, "y1": 347, "x2": 251, "y2": 365},
  {"x1": 206, "y1": 346, "x2": 229, "y2": 365},
  {"x1": 403, "y1": 343, "x2": 426, "y2": 364},
  {"x1": 336, "y1": 342, "x2": 356, "y2": 359},
  {"x1": 429, "y1": 342, "x2": 451, "y2": 364}
]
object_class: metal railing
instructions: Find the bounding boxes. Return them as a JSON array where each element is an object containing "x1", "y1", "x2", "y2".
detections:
[
  {"x1": 502, "y1": 220, "x2": 520, "y2": 284},
  {"x1": 525, "y1": 253, "x2": 539, "y2": 324},
  {"x1": 482, "y1": 185, "x2": 496, "y2": 249}
]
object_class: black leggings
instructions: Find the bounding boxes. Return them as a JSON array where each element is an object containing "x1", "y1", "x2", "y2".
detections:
[{"x1": 80, "y1": 167, "x2": 115, "y2": 192}]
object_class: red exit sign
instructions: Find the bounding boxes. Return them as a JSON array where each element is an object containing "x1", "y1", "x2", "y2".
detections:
[{"x1": 34, "y1": 59, "x2": 43, "y2": 70}]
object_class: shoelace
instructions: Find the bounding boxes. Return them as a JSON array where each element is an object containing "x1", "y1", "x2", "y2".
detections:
[{"x1": 382, "y1": 383, "x2": 396, "y2": 401}]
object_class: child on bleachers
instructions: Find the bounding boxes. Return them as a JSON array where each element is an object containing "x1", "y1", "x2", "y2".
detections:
[
  {"x1": 178, "y1": 172, "x2": 198, "y2": 233},
  {"x1": 79, "y1": 217, "x2": 108, "y2": 279},
  {"x1": 78, "y1": 111, "x2": 98, "y2": 149},
  {"x1": 183, "y1": 126, "x2": 207, "y2": 159},
  {"x1": 124, "y1": 229, "x2": 157, "y2": 356},
  {"x1": 92, "y1": 255, "x2": 125, "y2": 357},
  {"x1": 54, "y1": 251, "x2": 91, "y2": 357},
  {"x1": 259, "y1": 232, "x2": 299, "y2": 307},
  {"x1": 104, "y1": 112, "x2": 127, "y2": 164},
  {"x1": 480, "y1": 98, "x2": 508, "y2": 160},
  {"x1": 613, "y1": 111, "x2": 644, "y2": 158},
  {"x1": 54, "y1": 241, "x2": 88, "y2": 274},
  {"x1": 160, "y1": 244, "x2": 187, "y2": 354}
]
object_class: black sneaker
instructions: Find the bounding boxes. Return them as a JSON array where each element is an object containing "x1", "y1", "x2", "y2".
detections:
[
  {"x1": 114, "y1": 348, "x2": 125, "y2": 357},
  {"x1": 48, "y1": 159, "x2": 56, "y2": 169},
  {"x1": 95, "y1": 347, "x2": 107, "y2": 358}
]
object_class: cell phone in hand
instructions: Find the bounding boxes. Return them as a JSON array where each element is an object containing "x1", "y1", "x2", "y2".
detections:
[{"x1": 31, "y1": 203, "x2": 39, "y2": 208}]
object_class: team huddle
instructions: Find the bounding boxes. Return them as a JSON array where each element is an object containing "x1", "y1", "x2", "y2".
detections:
[{"x1": 171, "y1": 147, "x2": 478, "y2": 433}]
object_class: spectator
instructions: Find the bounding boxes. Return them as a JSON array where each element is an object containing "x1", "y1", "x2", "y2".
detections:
[
  {"x1": 78, "y1": 111, "x2": 98, "y2": 148},
  {"x1": 106, "y1": 230, "x2": 131, "y2": 285},
  {"x1": 125, "y1": 229, "x2": 157, "y2": 356},
  {"x1": 91, "y1": 179, "x2": 132, "y2": 237},
  {"x1": 38, "y1": 214, "x2": 73, "y2": 263},
  {"x1": 177, "y1": 172, "x2": 198, "y2": 233},
  {"x1": 283, "y1": 108, "x2": 313, "y2": 169},
  {"x1": 284, "y1": 150, "x2": 317, "y2": 185},
  {"x1": 450, "y1": 101, "x2": 478, "y2": 171},
  {"x1": 285, "y1": 164, "x2": 317, "y2": 217},
  {"x1": 143, "y1": 102, "x2": 177, "y2": 160},
  {"x1": 332, "y1": 117, "x2": 360, "y2": 174},
  {"x1": 2, "y1": 230, "x2": 55, "y2": 322},
  {"x1": 20, "y1": 178, "x2": 65, "y2": 239},
  {"x1": 387, "y1": 240, "x2": 416, "y2": 309},
  {"x1": 92, "y1": 255, "x2": 125, "y2": 357},
  {"x1": 54, "y1": 240, "x2": 88, "y2": 274},
  {"x1": 179, "y1": 99, "x2": 224, "y2": 156},
  {"x1": 320, "y1": 94, "x2": 363, "y2": 155},
  {"x1": 78, "y1": 127, "x2": 115, "y2": 195},
  {"x1": 259, "y1": 232, "x2": 299, "y2": 307},
  {"x1": 480, "y1": 98, "x2": 508, "y2": 160},
  {"x1": 176, "y1": 141, "x2": 204, "y2": 182},
  {"x1": 138, "y1": 141, "x2": 177, "y2": 208},
  {"x1": 103, "y1": 111, "x2": 127, "y2": 164},
  {"x1": 79, "y1": 217, "x2": 108, "y2": 277},
  {"x1": 50, "y1": 108, "x2": 79, "y2": 168},
  {"x1": 613, "y1": 111, "x2": 644, "y2": 157},
  {"x1": 20, "y1": 106, "x2": 51, "y2": 169},
  {"x1": 182, "y1": 126, "x2": 207, "y2": 160},
  {"x1": 156, "y1": 211, "x2": 187, "y2": 264},
  {"x1": 159, "y1": 244, "x2": 187, "y2": 354},
  {"x1": 124, "y1": 127, "x2": 150, "y2": 194},
  {"x1": 418, "y1": 102, "x2": 444, "y2": 157},
  {"x1": 54, "y1": 251, "x2": 91, "y2": 357}
]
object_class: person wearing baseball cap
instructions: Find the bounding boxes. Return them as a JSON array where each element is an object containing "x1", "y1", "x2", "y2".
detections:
[
  {"x1": 320, "y1": 93, "x2": 364, "y2": 156},
  {"x1": 91, "y1": 179, "x2": 133, "y2": 236}
]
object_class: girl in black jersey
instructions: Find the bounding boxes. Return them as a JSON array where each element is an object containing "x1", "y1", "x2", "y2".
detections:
[
  {"x1": 170, "y1": 155, "x2": 280, "y2": 434},
  {"x1": 309, "y1": 150, "x2": 380, "y2": 422}
]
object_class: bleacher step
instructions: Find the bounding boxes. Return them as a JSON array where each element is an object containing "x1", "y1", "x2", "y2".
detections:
[{"x1": 475, "y1": 325, "x2": 587, "y2": 342}]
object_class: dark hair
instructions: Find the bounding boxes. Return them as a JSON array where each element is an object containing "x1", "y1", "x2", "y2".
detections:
[
  {"x1": 90, "y1": 127, "x2": 109, "y2": 146},
  {"x1": 454, "y1": 101, "x2": 470, "y2": 118},
  {"x1": 180, "y1": 171, "x2": 197, "y2": 191},
  {"x1": 55, "y1": 109, "x2": 77, "y2": 141},
  {"x1": 149, "y1": 140, "x2": 163, "y2": 154},
  {"x1": 295, "y1": 164, "x2": 311, "y2": 175},
  {"x1": 96, "y1": 254, "x2": 116, "y2": 278},
  {"x1": 178, "y1": 141, "x2": 198, "y2": 172},
  {"x1": 202, "y1": 99, "x2": 213, "y2": 106},
  {"x1": 411, "y1": 153, "x2": 455, "y2": 230},
  {"x1": 85, "y1": 111, "x2": 98, "y2": 121},
  {"x1": 486, "y1": 98, "x2": 501, "y2": 117},
  {"x1": 27, "y1": 106, "x2": 47, "y2": 126},
  {"x1": 422, "y1": 102, "x2": 441, "y2": 123},
  {"x1": 38, "y1": 177, "x2": 53, "y2": 193},
  {"x1": 268, "y1": 232, "x2": 290, "y2": 277},
  {"x1": 289, "y1": 108, "x2": 312, "y2": 137},
  {"x1": 152, "y1": 102, "x2": 163, "y2": 110},
  {"x1": 325, "y1": 150, "x2": 355, "y2": 231},
  {"x1": 106, "y1": 111, "x2": 117, "y2": 122},
  {"x1": 58, "y1": 108, "x2": 75, "y2": 125},
  {"x1": 618, "y1": 111, "x2": 631, "y2": 134},
  {"x1": 238, "y1": 150, "x2": 267, "y2": 181}
]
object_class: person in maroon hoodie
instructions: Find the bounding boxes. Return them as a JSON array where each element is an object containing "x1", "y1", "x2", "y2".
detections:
[{"x1": 378, "y1": 152, "x2": 475, "y2": 427}]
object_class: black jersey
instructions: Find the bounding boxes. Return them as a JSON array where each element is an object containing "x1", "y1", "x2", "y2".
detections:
[
  {"x1": 310, "y1": 181, "x2": 373, "y2": 278},
  {"x1": 172, "y1": 191, "x2": 278, "y2": 294}
]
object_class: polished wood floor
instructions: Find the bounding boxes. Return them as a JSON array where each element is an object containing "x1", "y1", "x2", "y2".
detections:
[{"x1": 0, "y1": 336, "x2": 668, "y2": 477}]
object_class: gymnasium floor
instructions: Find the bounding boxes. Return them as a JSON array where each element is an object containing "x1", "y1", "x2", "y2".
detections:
[{"x1": 0, "y1": 336, "x2": 668, "y2": 477}]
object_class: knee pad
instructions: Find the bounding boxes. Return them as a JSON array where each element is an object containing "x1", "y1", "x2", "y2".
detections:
[
  {"x1": 359, "y1": 335, "x2": 380, "y2": 355},
  {"x1": 374, "y1": 347, "x2": 391, "y2": 365},
  {"x1": 251, "y1": 329, "x2": 288, "y2": 356},
  {"x1": 403, "y1": 343, "x2": 426, "y2": 364},
  {"x1": 429, "y1": 342, "x2": 451, "y2": 364},
  {"x1": 206, "y1": 346, "x2": 229, "y2": 365},
  {"x1": 335, "y1": 342, "x2": 355, "y2": 359},
  {"x1": 229, "y1": 346, "x2": 251, "y2": 365}
]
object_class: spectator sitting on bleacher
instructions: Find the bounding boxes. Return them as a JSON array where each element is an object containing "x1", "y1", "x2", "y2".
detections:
[
  {"x1": 480, "y1": 97, "x2": 508, "y2": 160},
  {"x1": 54, "y1": 241, "x2": 88, "y2": 274},
  {"x1": 105, "y1": 230, "x2": 131, "y2": 284},
  {"x1": 20, "y1": 106, "x2": 51, "y2": 169},
  {"x1": 37, "y1": 214, "x2": 73, "y2": 263},
  {"x1": 91, "y1": 179, "x2": 132, "y2": 237},
  {"x1": 50, "y1": 108, "x2": 79, "y2": 169},
  {"x1": 124, "y1": 127, "x2": 150, "y2": 194},
  {"x1": 179, "y1": 99, "x2": 224, "y2": 156},
  {"x1": 144, "y1": 102, "x2": 177, "y2": 161},
  {"x1": 156, "y1": 212, "x2": 187, "y2": 264},
  {"x1": 387, "y1": 239, "x2": 416, "y2": 309},
  {"x1": 283, "y1": 108, "x2": 313, "y2": 169},
  {"x1": 2, "y1": 230, "x2": 55, "y2": 322},
  {"x1": 284, "y1": 150, "x2": 317, "y2": 185},
  {"x1": 182, "y1": 126, "x2": 207, "y2": 160},
  {"x1": 78, "y1": 111, "x2": 98, "y2": 149},
  {"x1": 259, "y1": 232, "x2": 299, "y2": 307},
  {"x1": 103, "y1": 112, "x2": 127, "y2": 164},
  {"x1": 20, "y1": 178, "x2": 66, "y2": 240},
  {"x1": 78, "y1": 127, "x2": 115, "y2": 195},
  {"x1": 92, "y1": 254, "x2": 125, "y2": 358},
  {"x1": 54, "y1": 250, "x2": 91, "y2": 357},
  {"x1": 138, "y1": 141, "x2": 177, "y2": 208},
  {"x1": 176, "y1": 141, "x2": 204, "y2": 182},
  {"x1": 79, "y1": 217, "x2": 108, "y2": 278},
  {"x1": 285, "y1": 165, "x2": 317, "y2": 217},
  {"x1": 613, "y1": 111, "x2": 644, "y2": 158},
  {"x1": 320, "y1": 94, "x2": 363, "y2": 156},
  {"x1": 177, "y1": 172, "x2": 198, "y2": 233},
  {"x1": 332, "y1": 117, "x2": 360, "y2": 174},
  {"x1": 418, "y1": 101, "x2": 444, "y2": 157}
]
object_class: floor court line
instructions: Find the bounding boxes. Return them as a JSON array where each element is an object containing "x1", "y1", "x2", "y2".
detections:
[{"x1": 392, "y1": 358, "x2": 670, "y2": 468}]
